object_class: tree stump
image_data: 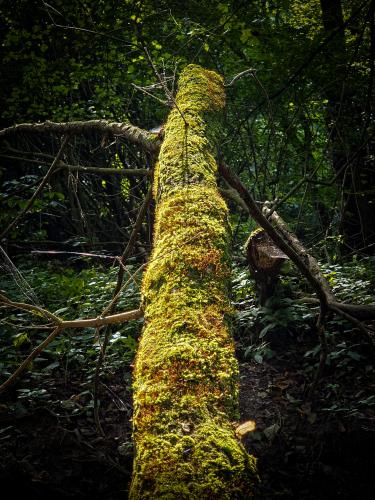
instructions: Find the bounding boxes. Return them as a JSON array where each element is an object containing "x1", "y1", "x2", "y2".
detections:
[{"x1": 245, "y1": 228, "x2": 289, "y2": 305}]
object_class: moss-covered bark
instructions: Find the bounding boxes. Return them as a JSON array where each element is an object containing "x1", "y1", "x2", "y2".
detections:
[{"x1": 130, "y1": 65, "x2": 257, "y2": 499}]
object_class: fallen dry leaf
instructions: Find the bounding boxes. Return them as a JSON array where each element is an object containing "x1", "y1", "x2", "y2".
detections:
[{"x1": 235, "y1": 420, "x2": 256, "y2": 438}]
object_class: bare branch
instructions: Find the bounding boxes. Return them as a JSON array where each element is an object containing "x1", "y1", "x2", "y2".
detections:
[
  {"x1": 0, "y1": 120, "x2": 161, "y2": 153},
  {"x1": 142, "y1": 46, "x2": 174, "y2": 105},
  {"x1": 329, "y1": 303, "x2": 375, "y2": 349},
  {"x1": 0, "y1": 305, "x2": 142, "y2": 394},
  {"x1": 112, "y1": 187, "x2": 153, "y2": 309},
  {"x1": 0, "y1": 154, "x2": 151, "y2": 177},
  {"x1": 0, "y1": 293, "x2": 62, "y2": 325},
  {"x1": 131, "y1": 83, "x2": 170, "y2": 106},
  {"x1": 142, "y1": 46, "x2": 187, "y2": 125},
  {"x1": 218, "y1": 161, "x2": 329, "y2": 307},
  {"x1": 61, "y1": 309, "x2": 143, "y2": 328},
  {"x1": 31, "y1": 250, "x2": 119, "y2": 260},
  {"x1": 91, "y1": 186, "x2": 153, "y2": 435},
  {"x1": 224, "y1": 68, "x2": 256, "y2": 87},
  {"x1": 0, "y1": 326, "x2": 61, "y2": 394},
  {"x1": 301, "y1": 297, "x2": 375, "y2": 321},
  {"x1": 262, "y1": 204, "x2": 335, "y2": 301},
  {"x1": 0, "y1": 290, "x2": 143, "y2": 394},
  {"x1": 218, "y1": 161, "x2": 333, "y2": 392},
  {"x1": 0, "y1": 292, "x2": 142, "y2": 329}
]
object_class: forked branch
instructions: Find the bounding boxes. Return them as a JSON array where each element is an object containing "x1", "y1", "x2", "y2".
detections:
[{"x1": 0, "y1": 292, "x2": 143, "y2": 393}]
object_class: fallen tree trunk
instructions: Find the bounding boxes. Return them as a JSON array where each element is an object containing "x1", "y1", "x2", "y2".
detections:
[
  {"x1": 130, "y1": 65, "x2": 257, "y2": 498},
  {"x1": 300, "y1": 297, "x2": 375, "y2": 321}
]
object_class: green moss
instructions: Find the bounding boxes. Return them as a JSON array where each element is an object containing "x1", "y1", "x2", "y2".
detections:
[
  {"x1": 156, "y1": 65, "x2": 225, "y2": 201},
  {"x1": 131, "y1": 423, "x2": 257, "y2": 499},
  {"x1": 130, "y1": 65, "x2": 257, "y2": 498},
  {"x1": 244, "y1": 227, "x2": 263, "y2": 252}
]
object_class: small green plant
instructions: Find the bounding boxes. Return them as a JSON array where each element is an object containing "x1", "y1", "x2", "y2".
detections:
[{"x1": 244, "y1": 341, "x2": 274, "y2": 363}]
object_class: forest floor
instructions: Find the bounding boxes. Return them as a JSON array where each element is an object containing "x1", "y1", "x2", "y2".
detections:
[
  {"x1": 1, "y1": 323, "x2": 374, "y2": 499},
  {"x1": 239, "y1": 333, "x2": 375, "y2": 500}
]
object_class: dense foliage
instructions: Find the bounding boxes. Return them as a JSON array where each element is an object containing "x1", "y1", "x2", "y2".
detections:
[{"x1": 1, "y1": 0, "x2": 374, "y2": 251}]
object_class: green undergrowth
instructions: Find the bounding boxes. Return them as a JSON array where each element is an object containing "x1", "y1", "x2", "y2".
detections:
[
  {"x1": 1, "y1": 253, "x2": 374, "y2": 413},
  {"x1": 232, "y1": 255, "x2": 375, "y2": 419},
  {"x1": 0, "y1": 260, "x2": 143, "y2": 414}
]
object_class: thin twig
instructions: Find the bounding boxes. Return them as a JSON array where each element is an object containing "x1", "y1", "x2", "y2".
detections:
[
  {"x1": 31, "y1": 250, "x2": 119, "y2": 260},
  {"x1": 113, "y1": 187, "x2": 153, "y2": 308},
  {"x1": 91, "y1": 186, "x2": 152, "y2": 435},
  {"x1": 0, "y1": 293, "x2": 62, "y2": 324},
  {"x1": 131, "y1": 83, "x2": 169, "y2": 106},
  {"x1": 143, "y1": 45, "x2": 187, "y2": 125},
  {"x1": 308, "y1": 306, "x2": 328, "y2": 398},
  {"x1": 224, "y1": 68, "x2": 256, "y2": 87},
  {"x1": 0, "y1": 154, "x2": 150, "y2": 177},
  {"x1": 329, "y1": 304, "x2": 375, "y2": 348},
  {"x1": 93, "y1": 327, "x2": 105, "y2": 436},
  {"x1": 0, "y1": 326, "x2": 61, "y2": 394}
]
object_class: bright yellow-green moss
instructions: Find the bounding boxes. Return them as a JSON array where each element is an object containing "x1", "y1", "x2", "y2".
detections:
[
  {"x1": 244, "y1": 227, "x2": 263, "y2": 253},
  {"x1": 130, "y1": 65, "x2": 257, "y2": 499}
]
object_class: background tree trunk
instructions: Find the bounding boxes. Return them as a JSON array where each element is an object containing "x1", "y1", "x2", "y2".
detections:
[
  {"x1": 130, "y1": 65, "x2": 257, "y2": 498},
  {"x1": 319, "y1": 0, "x2": 375, "y2": 252}
]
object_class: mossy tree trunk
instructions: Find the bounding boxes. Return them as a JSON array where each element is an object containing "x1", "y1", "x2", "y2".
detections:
[{"x1": 130, "y1": 65, "x2": 257, "y2": 498}]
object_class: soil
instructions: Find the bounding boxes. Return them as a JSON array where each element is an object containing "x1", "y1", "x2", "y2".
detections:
[
  {"x1": 0, "y1": 329, "x2": 374, "y2": 499},
  {"x1": 0, "y1": 374, "x2": 133, "y2": 499}
]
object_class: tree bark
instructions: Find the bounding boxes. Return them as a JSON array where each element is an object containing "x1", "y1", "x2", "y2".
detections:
[
  {"x1": 0, "y1": 120, "x2": 160, "y2": 153},
  {"x1": 245, "y1": 227, "x2": 289, "y2": 305},
  {"x1": 130, "y1": 65, "x2": 257, "y2": 498}
]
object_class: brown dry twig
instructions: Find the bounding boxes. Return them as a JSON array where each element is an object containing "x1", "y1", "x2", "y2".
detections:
[{"x1": 0, "y1": 153, "x2": 150, "y2": 177}]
